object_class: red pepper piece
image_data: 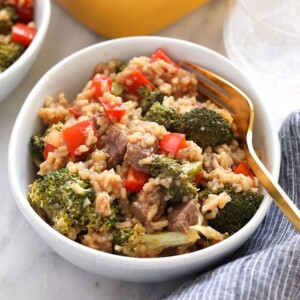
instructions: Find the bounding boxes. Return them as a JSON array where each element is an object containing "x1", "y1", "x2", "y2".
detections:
[
  {"x1": 124, "y1": 167, "x2": 150, "y2": 193},
  {"x1": 233, "y1": 162, "x2": 254, "y2": 178},
  {"x1": 151, "y1": 48, "x2": 179, "y2": 68},
  {"x1": 68, "y1": 106, "x2": 82, "y2": 118},
  {"x1": 16, "y1": 6, "x2": 34, "y2": 23},
  {"x1": 159, "y1": 133, "x2": 188, "y2": 155},
  {"x1": 43, "y1": 143, "x2": 57, "y2": 160},
  {"x1": 194, "y1": 172, "x2": 204, "y2": 186},
  {"x1": 3, "y1": 0, "x2": 33, "y2": 7},
  {"x1": 98, "y1": 96, "x2": 126, "y2": 122},
  {"x1": 126, "y1": 69, "x2": 155, "y2": 95},
  {"x1": 92, "y1": 74, "x2": 112, "y2": 98},
  {"x1": 103, "y1": 104, "x2": 126, "y2": 121},
  {"x1": 11, "y1": 23, "x2": 36, "y2": 46},
  {"x1": 62, "y1": 119, "x2": 97, "y2": 157},
  {"x1": 14, "y1": 0, "x2": 33, "y2": 7}
]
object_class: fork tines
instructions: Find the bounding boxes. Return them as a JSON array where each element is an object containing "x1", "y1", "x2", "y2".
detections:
[{"x1": 181, "y1": 61, "x2": 236, "y2": 115}]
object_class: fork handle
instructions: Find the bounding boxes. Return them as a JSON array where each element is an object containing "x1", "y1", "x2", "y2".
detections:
[{"x1": 246, "y1": 151, "x2": 300, "y2": 233}]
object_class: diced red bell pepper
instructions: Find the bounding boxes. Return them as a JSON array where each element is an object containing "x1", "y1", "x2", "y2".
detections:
[
  {"x1": 124, "y1": 167, "x2": 150, "y2": 193},
  {"x1": 21, "y1": 0, "x2": 33, "y2": 7},
  {"x1": 194, "y1": 172, "x2": 204, "y2": 186},
  {"x1": 68, "y1": 106, "x2": 81, "y2": 118},
  {"x1": 43, "y1": 143, "x2": 57, "y2": 160},
  {"x1": 159, "y1": 133, "x2": 188, "y2": 155},
  {"x1": 11, "y1": 23, "x2": 36, "y2": 46},
  {"x1": 16, "y1": 6, "x2": 34, "y2": 23},
  {"x1": 99, "y1": 97, "x2": 126, "y2": 121},
  {"x1": 233, "y1": 162, "x2": 254, "y2": 178},
  {"x1": 1, "y1": 0, "x2": 33, "y2": 7},
  {"x1": 126, "y1": 69, "x2": 155, "y2": 95},
  {"x1": 92, "y1": 74, "x2": 112, "y2": 98},
  {"x1": 10, "y1": 0, "x2": 33, "y2": 7},
  {"x1": 151, "y1": 48, "x2": 179, "y2": 68},
  {"x1": 62, "y1": 119, "x2": 97, "y2": 157},
  {"x1": 103, "y1": 104, "x2": 126, "y2": 121}
]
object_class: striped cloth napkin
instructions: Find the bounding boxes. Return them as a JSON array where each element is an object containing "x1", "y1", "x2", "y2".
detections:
[{"x1": 163, "y1": 111, "x2": 300, "y2": 300}]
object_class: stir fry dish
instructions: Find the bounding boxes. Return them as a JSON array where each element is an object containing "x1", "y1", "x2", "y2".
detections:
[{"x1": 28, "y1": 49, "x2": 263, "y2": 257}]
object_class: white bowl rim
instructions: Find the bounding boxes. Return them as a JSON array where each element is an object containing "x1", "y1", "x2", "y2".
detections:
[
  {"x1": 0, "y1": 0, "x2": 51, "y2": 82},
  {"x1": 8, "y1": 36, "x2": 281, "y2": 268}
]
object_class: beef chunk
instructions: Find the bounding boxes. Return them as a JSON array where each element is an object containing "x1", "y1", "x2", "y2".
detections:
[
  {"x1": 124, "y1": 134, "x2": 158, "y2": 173},
  {"x1": 131, "y1": 201, "x2": 151, "y2": 226},
  {"x1": 131, "y1": 199, "x2": 165, "y2": 226},
  {"x1": 168, "y1": 200, "x2": 199, "y2": 233},
  {"x1": 106, "y1": 125, "x2": 129, "y2": 168},
  {"x1": 131, "y1": 185, "x2": 166, "y2": 225}
]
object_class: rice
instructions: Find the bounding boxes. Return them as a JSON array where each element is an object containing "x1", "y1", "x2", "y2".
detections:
[
  {"x1": 38, "y1": 145, "x2": 69, "y2": 176},
  {"x1": 82, "y1": 230, "x2": 113, "y2": 253},
  {"x1": 39, "y1": 94, "x2": 69, "y2": 125},
  {"x1": 202, "y1": 192, "x2": 232, "y2": 220},
  {"x1": 93, "y1": 59, "x2": 121, "y2": 77},
  {"x1": 127, "y1": 119, "x2": 168, "y2": 139},
  {"x1": 0, "y1": 9, "x2": 10, "y2": 21},
  {"x1": 90, "y1": 169, "x2": 125, "y2": 199},
  {"x1": 163, "y1": 95, "x2": 201, "y2": 114},
  {"x1": 175, "y1": 140, "x2": 203, "y2": 162}
]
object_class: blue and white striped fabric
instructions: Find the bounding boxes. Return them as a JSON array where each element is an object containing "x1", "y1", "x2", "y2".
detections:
[{"x1": 163, "y1": 111, "x2": 300, "y2": 300}]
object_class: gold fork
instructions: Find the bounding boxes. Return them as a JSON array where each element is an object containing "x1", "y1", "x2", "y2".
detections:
[{"x1": 181, "y1": 61, "x2": 300, "y2": 233}]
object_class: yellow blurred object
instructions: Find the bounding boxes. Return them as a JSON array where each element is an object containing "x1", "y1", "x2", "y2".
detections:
[{"x1": 55, "y1": 0, "x2": 210, "y2": 38}]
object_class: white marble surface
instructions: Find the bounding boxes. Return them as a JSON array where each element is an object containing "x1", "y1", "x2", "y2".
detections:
[{"x1": 0, "y1": 1, "x2": 295, "y2": 299}]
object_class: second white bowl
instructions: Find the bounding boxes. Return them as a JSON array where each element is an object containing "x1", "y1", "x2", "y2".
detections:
[{"x1": 0, "y1": 0, "x2": 51, "y2": 102}]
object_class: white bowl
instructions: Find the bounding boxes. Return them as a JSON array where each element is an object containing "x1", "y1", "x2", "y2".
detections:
[
  {"x1": 0, "y1": 0, "x2": 51, "y2": 102},
  {"x1": 8, "y1": 37, "x2": 280, "y2": 282}
]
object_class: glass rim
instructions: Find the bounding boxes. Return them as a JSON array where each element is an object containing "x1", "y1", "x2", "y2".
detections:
[{"x1": 238, "y1": 0, "x2": 300, "y2": 37}]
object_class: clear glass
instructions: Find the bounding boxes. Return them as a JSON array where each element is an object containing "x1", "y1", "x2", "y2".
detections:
[{"x1": 224, "y1": 0, "x2": 300, "y2": 130}]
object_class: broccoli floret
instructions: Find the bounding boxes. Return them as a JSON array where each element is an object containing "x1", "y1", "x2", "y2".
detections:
[
  {"x1": 200, "y1": 187, "x2": 263, "y2": 235},
  {"x1": 0, "y1": 42, "x2": 26, "y2": 72},
  {"x1": 114, "y1": 224, "x2": 199, "y2": 257},
  {"x1": 28, "y1": 168, "x2": 124, "y2": 240},
  {"x1": 176, "y1": 107, "x2": 233, "y2": 149},
  {"x1": 30, "y1": 133, "x2": 45, "y2": 163},
  {"x1": 28, "y1": 168, "x2": 103, "y2": 240},
  {"x1": 100, "y1": 201, "x2": 122, "y2": 232},
  {"x1": 149, "y1": 155, "x2": 202, "y2": 203},
  {"x1": 198, "y1": 188, "x2": 214, "y2": 201},
  {"x1": 137, "y1": 86, "x2": 166, "y2": 115},
  {"x1": 113, "y1": 227, "x2": 134, "y2": 247},
  {"x1": 143, "y1": 102, "x2": 176, "y2": 131},
  {"x1": 30, "y1": 123, "x2": 65, "y2": 165},
  {"x1": 0, "y1": 4, "x2": 18, "y2": 34}
]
